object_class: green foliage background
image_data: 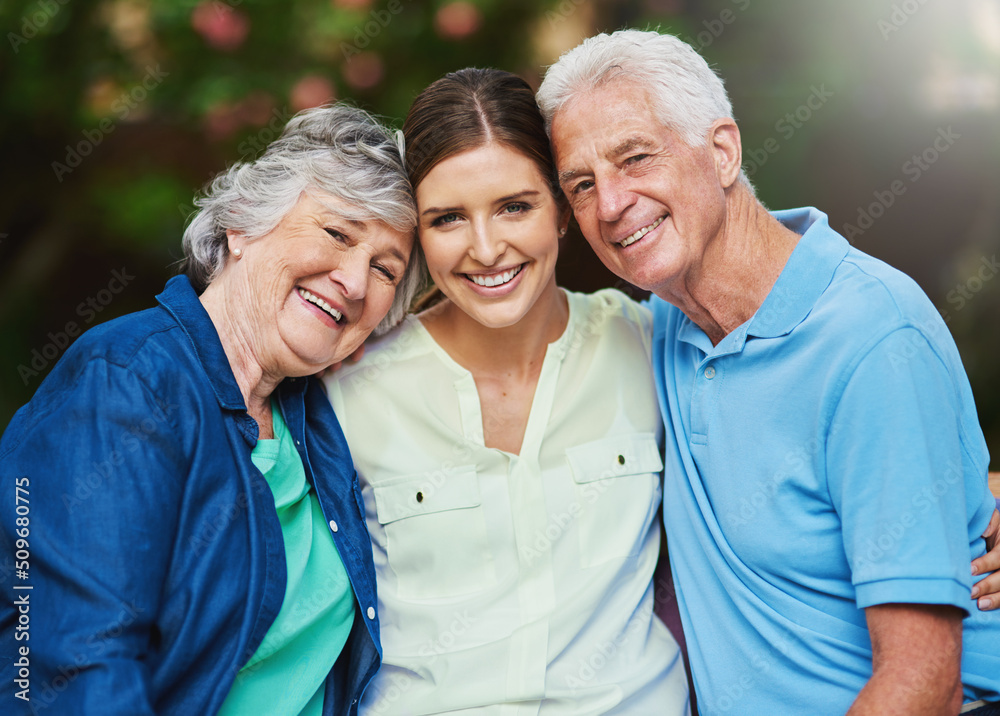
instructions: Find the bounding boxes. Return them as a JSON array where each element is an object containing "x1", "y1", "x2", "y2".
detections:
[{"x1": 1, "y1": 0, "x2": 998, "y2": 464}]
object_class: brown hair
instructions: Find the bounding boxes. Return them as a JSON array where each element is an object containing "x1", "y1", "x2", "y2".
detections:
[{"x1": 402, "y1": 68, "x2": 563, "y2": 201}]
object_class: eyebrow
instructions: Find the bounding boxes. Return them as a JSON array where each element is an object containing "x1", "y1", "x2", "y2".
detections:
[
  {"x1": 383, "y1": 245, "x2": 408, "y2": 264},
  {"x1": 317, "y1": 210, "x2": 407, "y2": 263},
  {"x1": 420, "y1": 205, "x2": 459, "y2": 217},
  {"x1": 335, "y1": 217, "x2": 367, "y2": 230},
  {"x1": 558, "y1": 168, "x2": 585, "y2": 185},
  {"x1": 497, "y1": 189, "x2": 543, "y2": 203},
  {"x1": 420, "y1": 189, "x2": 544, "y2": 217},
  {"x1": 318, "y1": 208, "x2": 368, "y2": 232},
  {"x1": 609, "y1": 136, "x2": 656, "y2": 158},
  {"x1": 559, "y1": 135, "x2": 658, "y2": 185}
]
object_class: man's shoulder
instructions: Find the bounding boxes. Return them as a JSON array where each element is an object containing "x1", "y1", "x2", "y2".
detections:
[
  {"x1": 566, "y1": 286, "x2": 652, "y2": 336},
  {"x1": 820, "y1": 246, "x2": 945, "y2": 339}
]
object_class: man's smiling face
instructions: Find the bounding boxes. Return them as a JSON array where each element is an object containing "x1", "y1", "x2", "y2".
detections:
[{"x1": 550, "y1": 79, "x2": 731, "y2": 295}]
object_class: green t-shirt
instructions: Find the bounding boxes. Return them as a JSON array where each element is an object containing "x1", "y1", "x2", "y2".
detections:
[{"x1": 219, "y1": 401, "x2": 356, "y2": 716}]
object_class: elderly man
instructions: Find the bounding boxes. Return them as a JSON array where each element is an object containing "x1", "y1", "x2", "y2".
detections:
[{"x1": 538, "y1": 29, "x2": 1000, "y2": 716}]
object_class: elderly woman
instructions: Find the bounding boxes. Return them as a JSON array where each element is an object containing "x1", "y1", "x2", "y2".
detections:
[{"x1": 0, "y1": 104, "x2": 422, "y2": 716}]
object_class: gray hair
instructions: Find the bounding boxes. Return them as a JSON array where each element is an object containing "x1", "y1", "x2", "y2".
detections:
[
  {"x1": 182, "y1": 103, "x2": 424, "y2": 334},
  {"x1": 537, "y1": 28, "x2": 753, "y2": 190}
]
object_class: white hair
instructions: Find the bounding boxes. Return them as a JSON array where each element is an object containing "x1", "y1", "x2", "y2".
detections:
[
  {"x1": 181, "y1": 103, "x2": 424, "y2": 334},
  {"x1": 537, "y1": 28, "x2": 753, "y2": 190}
]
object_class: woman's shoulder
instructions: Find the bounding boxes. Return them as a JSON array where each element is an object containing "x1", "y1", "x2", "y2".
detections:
[
  {"x1": 14, "y1": 304, "x2": 203, "y2": 432},
  {"x1": 324, "y1": 315, "x2": 436, "y2": 397},
  {"x1": 70, "y1": 304, "x2": 181, "y2": 364},
  {"x1": 562, "y1": 286, "x2": 653, "y2": 342}
]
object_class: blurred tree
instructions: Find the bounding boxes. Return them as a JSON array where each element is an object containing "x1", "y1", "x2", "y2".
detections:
[
  {"x1": 1, "y1": 0, "x2": 998, "y2": 464},
  {"x1": 0, "y1": 0, "x2": 568, "y2": 420}
]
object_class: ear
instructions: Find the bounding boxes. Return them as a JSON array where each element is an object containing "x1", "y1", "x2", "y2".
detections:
[
  {"x1": 709, "y1": 118, "x2": 742, "y2": 189},
  {"x1": 226, "y1": 228, "x2": 246, "y2": 255},
  {"x1": 557, "y1": 203, "x2": 572, "y2": 236}
]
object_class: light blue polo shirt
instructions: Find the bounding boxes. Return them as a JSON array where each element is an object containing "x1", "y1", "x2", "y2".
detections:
[{"x1": 651, "y1": 207, "x2": 1000, "y2": 714}]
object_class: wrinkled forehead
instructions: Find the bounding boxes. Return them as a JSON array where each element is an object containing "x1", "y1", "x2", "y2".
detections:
[
  {"x1": 307, "y1": 189, "x2": 372, "y2": 225},
  {"x1": 549, "y1": 82, "x2": 664, "y2": 165},
  {"x1": 308, "y1": 189, "x2": 413, "y2": 253}
]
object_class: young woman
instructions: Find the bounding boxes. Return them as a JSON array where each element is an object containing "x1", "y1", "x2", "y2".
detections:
[{"x1": 326, "y1": 69, "x2": 690, "y2": 714}]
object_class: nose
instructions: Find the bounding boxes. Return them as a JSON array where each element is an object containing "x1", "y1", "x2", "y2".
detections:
[
  {"x1": 468, "y1": 220, "x2": 505, "y2": 267},
  {"x1": 595, "y1": 174, "x2": 636, "y2": 224},
  {"x1": 328, "y1": 248, "x2": 369, "y2": 301}
]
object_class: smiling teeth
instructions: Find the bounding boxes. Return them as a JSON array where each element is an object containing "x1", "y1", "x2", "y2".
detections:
[
  {"x1": 469, "y1": 265, "x2": 522, "y2": 288},
  {"x1": 620, "y1": 216, "x2": 665, "y2": 247},
  {"x1": 298, "y1": 287, "x2": 342, "y2": 322}
]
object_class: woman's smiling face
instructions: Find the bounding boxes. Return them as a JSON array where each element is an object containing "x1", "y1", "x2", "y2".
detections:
[
  {"x1": 231, "y1": 191, "x2": 412, "y2": 374},
  {"x1": 415, "y1": 142, "x2": 565, "y2": 329}
]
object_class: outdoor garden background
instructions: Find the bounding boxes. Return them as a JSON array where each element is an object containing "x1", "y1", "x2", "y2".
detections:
[{"x1": 1, "y1": 0, "x2": 998, "y2": 467}]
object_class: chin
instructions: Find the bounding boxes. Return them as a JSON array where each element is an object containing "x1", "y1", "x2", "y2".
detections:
[
  {"x1": 292, "y1": 344, "x2": 343, "y2": 371},
  {"x1": 467, "y1": 313, "x2": 521, "y2": 330},
  {"x1": 474, "y1": 300, "x2": 537, "y2": 329},
  {"x1": 621, "y1": 258, "x2": 675, "y2": 293}
]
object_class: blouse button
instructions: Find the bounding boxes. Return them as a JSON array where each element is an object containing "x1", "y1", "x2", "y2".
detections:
[
  {"x1": 367, "y1": 607, "x2": 376, "y2": 620},
  {"x1": 617, "y1": 454, "x2": 626, "y2": 466},
  {"x1": 416, "y1": 491, "x2": 424, "y2": 503},
  {"x1": 704, "y1": 365, "x2": 717, "y2": 379},
  {"x1": 329, "y1": 519, "x2": 338, "y2": 533}
]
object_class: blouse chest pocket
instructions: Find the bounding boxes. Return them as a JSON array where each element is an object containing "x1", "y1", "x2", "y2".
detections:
[
  {"x1": 372, "y1": 466, "x2": 496, "y2": 600},
  {"x1": 565, "y1": 433, "x2": 663, "y2": 568}
]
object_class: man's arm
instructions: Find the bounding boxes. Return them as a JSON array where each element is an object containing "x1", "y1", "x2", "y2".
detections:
[
  {"x1": 825, "y1": 326, "x2": 987, "y2": 713},
  {"x1": 847, "y1": 604, "x2": 964, "y2": 716}
]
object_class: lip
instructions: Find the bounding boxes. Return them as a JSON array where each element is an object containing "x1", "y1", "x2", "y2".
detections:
[
  {"x1": 615, "y1": 214, "x2": 667, "y2": 250},
  {"x1": 296, "y1": 286, "x2": 348, "y2": 328},
  {"x1": 461, "y1": 263, "x2": 527, "y2": 297}
]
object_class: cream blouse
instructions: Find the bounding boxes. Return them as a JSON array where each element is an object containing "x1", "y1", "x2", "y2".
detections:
[{"x1": 325, "y1": 288, "x2": 689, "y2": 716}]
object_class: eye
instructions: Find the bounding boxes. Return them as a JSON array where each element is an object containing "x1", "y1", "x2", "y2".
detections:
[
  {"x1": 625, "y1": 153, "x2": 649, "y2": 165},
  {"x1": 372, "y1": 263, "x2": 397, "y2": 282},
  {"x1": 430, "y1": 212, "x2": 460, "y2": 227},
  {"x1": 571, "y1": 179, "x2": 594, "y2": 195},
  {"x1": 324, "y1": 228, "x2": 348, "y2": 242},
  {"x1": 502, "y1": 202, "x2": 530, "y2": 215}
]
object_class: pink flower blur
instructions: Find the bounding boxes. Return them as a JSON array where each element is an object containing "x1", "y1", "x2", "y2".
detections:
[
  {"x1": 291, "y1": 75, "x2": 336, "y2": 111},
  {"x1": 203, "y1": 102, "x2": 241, "y2": 141},
  {"x1": 191, "y1": 1, "x2": 250, "y2": 52},
  {"x1": 434, "y1": 1, "x2": 482, "y2": 40},
  {"x1": 236, "y1": 91, "x2": 277, "y2": 126},
  {"x1": 342, "y1": 52, "x2": 384, "y2": 90}
]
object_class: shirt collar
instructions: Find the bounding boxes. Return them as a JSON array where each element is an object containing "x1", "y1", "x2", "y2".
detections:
[
  {"x1": 156, "y1": 275, "x2": 248, "y2": 411},
  {"x1": 745, "y1": 206, "x2": 849, "y2": 339}
]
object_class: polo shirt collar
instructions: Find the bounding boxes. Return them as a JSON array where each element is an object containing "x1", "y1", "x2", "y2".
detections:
[
  {"x1": 156, "y1": 275, "x2": 248, "y2": 411},
  {"x1": 745, "y1": 206, "x2": 848, "y2": 339}
]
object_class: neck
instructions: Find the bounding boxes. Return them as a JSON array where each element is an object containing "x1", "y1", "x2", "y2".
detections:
[
  {"x1": 655, "y1": 187, "x2": 800, "y2": 345},
  {"x1": 199, "y1": 278, "x2": 283, "y2": 423},
  {"x1": 420, "y1": 278, "x2": 568, "y2": 377}
]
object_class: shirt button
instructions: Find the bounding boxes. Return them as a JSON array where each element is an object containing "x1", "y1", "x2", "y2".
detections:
[
  {"x1": 617, "y1": 455, "x2": 626, "y2": 465},
  {"x1": 367, "y1": 607, "x2": 375, "y2": 620},
  {"x1": 704, "y1": 365, "x2": 716, "y2": 379},
  {"x1": 329, "y1": 519, "x2": 338, "y2": 533},
  {"x1": 416, "y1": 491, "x2": 424, "y2": 502}
]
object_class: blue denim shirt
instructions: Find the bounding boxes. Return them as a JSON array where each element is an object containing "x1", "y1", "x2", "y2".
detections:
[{"x1": 0, "y1": 275, "x2": 381, "y2": 715}]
